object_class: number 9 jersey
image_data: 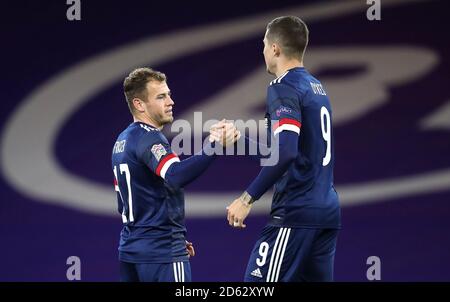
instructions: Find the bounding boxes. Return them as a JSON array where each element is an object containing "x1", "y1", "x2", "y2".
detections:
[{"x1": 265, "y1": 67, "x2": 341, "y2": 229}]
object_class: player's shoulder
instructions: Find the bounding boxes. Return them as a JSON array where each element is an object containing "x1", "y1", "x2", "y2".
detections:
[
  {"x1": 129, "y1": 122, "x2": 160, "y2": 136},
  {"x1": 269, "y1": 69, "x2": 291, "y2": 87},
  {"x1": 130, "y1": 123, "x2": 169, "y2": 157},
  {"x1": 133, "y1": 122, "x2": 159, "y2": 133},
  {"x1": 118, "y1": 122, "x2": 163, "y2": 147},
  {"x1": 269, "y1": 67, "x2": 308, "y2": 85},
  {"x1": 267, "y1": 72, "x2": 299, "y2": 101},
  {"x1": 270, "y1": 68, "x2": 326, "y2": 102},
  {"x1": 133, "y1": 122, "x2": 169, "y2": 146},
  {"x1": 269, "y1": 68, "x2": 307, "y2": 95}
]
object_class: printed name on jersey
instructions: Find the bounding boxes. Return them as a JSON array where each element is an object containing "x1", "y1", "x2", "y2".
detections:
[
  {"x1": 140, "y1": 124, "x2": 157, "y2": 132},
  {"x1": 113, "y1": 140, "x2": 126, "y2": 154},
  {"x1": 151, "y1": 143, "x2": 167, "y2": 161},
  {"x1": 310, "y1": 82, "x2": 327, "y2": 95}
]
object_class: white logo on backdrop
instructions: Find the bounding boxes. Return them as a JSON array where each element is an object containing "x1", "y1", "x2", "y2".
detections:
[{"x1": 2, "y1": 0, "x2": 448, "y2": 217}]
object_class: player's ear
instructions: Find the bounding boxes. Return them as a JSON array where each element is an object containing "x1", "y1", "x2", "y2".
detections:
[
  {"x1": 273, "y1": 43, "x2": 281, "y2": 57},
  {"x1": 132, "y1": 98, "x2": 145, "y2": 112}
]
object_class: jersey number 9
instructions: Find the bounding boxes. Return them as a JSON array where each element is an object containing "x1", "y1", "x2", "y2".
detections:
[{"x1": 320, "y1": 106, "x2": 331, "y2": 166}]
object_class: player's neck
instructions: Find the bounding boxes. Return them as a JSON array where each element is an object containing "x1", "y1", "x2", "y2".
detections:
[
  {"x1": 133, "y1": 116, "x2": 162, "y2": 130},
  {"x1": 275, "y1": 60, "x2": 304, "y2": 78}
]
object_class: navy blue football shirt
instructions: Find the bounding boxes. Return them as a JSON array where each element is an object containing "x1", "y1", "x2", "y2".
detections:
[
  {"x1": 112, "y1": 122, "x2": 187, "y2": 263},
  {"x1": 253, "y1": 67, "x2": 341, "y2": 228}
]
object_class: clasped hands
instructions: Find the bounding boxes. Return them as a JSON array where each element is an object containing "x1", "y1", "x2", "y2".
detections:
[{"x1": 209, "y1": 119, "x2": 241, "y2": 146}]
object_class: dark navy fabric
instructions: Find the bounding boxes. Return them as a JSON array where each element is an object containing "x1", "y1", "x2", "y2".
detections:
[{"x1": 244, "y1": 226, "x2": 338, "y2": 282}]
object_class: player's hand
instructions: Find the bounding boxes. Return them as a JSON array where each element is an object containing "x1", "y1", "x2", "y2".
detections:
[
  {"x1": 209, "y1": 119, "x2": 240, "y2": 146},
  {"x1": 186, "y1": 240, "x2": 195, "y2": 257},
  {"x1": 208, "y1": 119, "x2": 225, "y2": 143},
  {"x1": 226, "y1": 193, "x2": 253, "y2": 229}
]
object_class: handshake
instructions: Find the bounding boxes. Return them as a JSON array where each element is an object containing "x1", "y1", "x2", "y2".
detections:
[{"x1": 209, "y1": 119, "x2": 241, "y2": 146}]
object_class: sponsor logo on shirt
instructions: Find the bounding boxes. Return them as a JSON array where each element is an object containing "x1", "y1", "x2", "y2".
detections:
[
  {"x1": 276, "y1": 106, "x2": 292, "y2": 117},
  {"x1": 251, "y1": 268, "x2": 263, "y2": 278}
]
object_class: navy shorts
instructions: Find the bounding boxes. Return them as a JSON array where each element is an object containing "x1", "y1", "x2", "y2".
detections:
[
  {"x1": 244, "y1": 226, "x2": 338, "y2": 282},
  {"x1": 120, "y1": 261, "x2": 191, "y2": 282}
]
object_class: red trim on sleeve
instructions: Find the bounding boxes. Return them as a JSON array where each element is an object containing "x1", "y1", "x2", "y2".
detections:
[
  {"x1": 272, "y1": 118, "x2": 302, "y2": 131},
  {"x1": 155, "y1": 153, "x2": 177, "y2": 176}
]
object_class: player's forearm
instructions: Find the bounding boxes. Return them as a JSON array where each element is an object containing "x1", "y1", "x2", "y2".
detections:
[
  {"x1": 244, "y1": 135, "x2": 270, "y2": 161},
  {"x1": 164, "y1": 142, "x2": 217, "y2": 188},
  {"x1": 245, "y1": 131, "x2": 298, "y2": 200}
]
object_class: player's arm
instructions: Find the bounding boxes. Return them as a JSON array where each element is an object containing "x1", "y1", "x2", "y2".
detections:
[
  {"x1": 242, "y1": 135, "x2": 270, "y2": 161},
  {"x1": 227, "y1": 83, "x2": 301, "y2": 227},
  {"x1": 246, "y1": 83, "x2": 302, "y2": 201},
  {"x1": 245, "y1": 131, "x2": 298, "y2": 200},
  {"x1": 166, "y1": 121, "x2": 240, "y2": 188},
  {"x1": 136, "y1": 131, "x2": 218, "y2": 189},
  {"x1": 226, "y1": 131, "x2": 298, "y2": 228},
  {"x1": 162, "y1": 121, "x2": 240, "y2": 188},
  {"x1": 163, "y1": 142, "x2": 218, "y2": 189}
]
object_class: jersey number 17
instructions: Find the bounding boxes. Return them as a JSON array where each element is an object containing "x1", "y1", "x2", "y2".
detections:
[{"x1": 113, "y1": 163, "x2": 134, "y2": 223}]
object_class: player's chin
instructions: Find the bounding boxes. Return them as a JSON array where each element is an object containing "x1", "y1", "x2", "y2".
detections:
[{"x1": 162, "y1": 115, "x2": 174, "y2": 124}]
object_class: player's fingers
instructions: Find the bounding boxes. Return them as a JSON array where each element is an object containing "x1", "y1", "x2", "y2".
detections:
[
  {"x1": 233, "y1": 218, "x2": 245, "y2": 228},
  {"x1": 210, "y1": 126, "x2": 224, "y2": 133},
  {"x1": 234, "y1": 130, "x2": 241, "y2": 141},
  {"x1": 228, "y1": 213, "x2": 235, "y2": 227},
  {"x1": 226, "y1": 128, "x2": 235, "y2": 140},
  {"x1": 211, "y1": 123, "x2": 225, "y2": 130},
  {"x1": 217, "y1": 119, "x2": 226, "y2": 127},
  {"x1": 210, "y1": 131, "x2": 221, "y2": 141},
  {"x1": 209, "y1": 130, "x2": 220, "y2": 139},
  {"x1": 210, "y1": 121, "x2": 226, "y2": 130},
  {"x1": 238, "y1": 218, "x2": 244, "y2": 228},
  {"x1": 230, "y1": 215, "x2": 236, "y2": 227},
  {"x1": 225, "y1": 123, "x2": 235, "y2": 132},
  {"x1": 221, "y1": 123, "x2": 231, "y2": 133},
  {"x1": 209, "y1": 135, "x2": 218, "y2": 142}
]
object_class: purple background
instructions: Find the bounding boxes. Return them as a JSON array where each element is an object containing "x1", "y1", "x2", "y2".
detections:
[{"x1": 1, "y1": 0, "x2": 449, "y2": 281}]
